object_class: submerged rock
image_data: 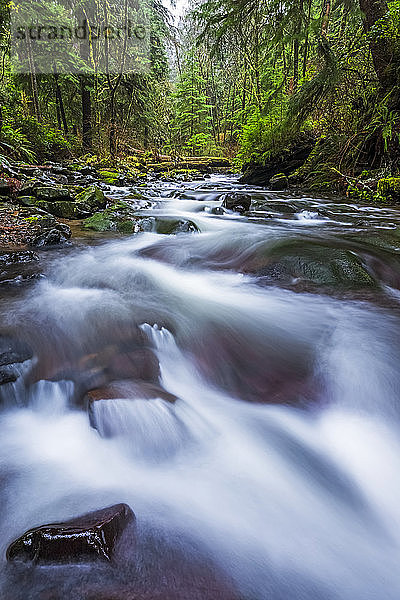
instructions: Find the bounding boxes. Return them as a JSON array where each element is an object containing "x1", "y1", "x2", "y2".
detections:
[
  {"x1": 6, "y1": 503, "x2": 134, "y2": 564},
  {"x1": 221, "y1": 192, "x2": 251, "y2": 212},
  {"x1": 247, "y1": 240, "x2": 376, "y2": 289},
  {"x1": 0, "y1": 250, "x2": 41, "y2": 286},
  {"x1": 87, "y1": 380, "x2": 177, "y2": 405}
]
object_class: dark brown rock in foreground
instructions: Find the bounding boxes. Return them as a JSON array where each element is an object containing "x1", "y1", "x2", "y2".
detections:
[{"x1": 6, "y1": 503, "x2": 134, "y2": 564}]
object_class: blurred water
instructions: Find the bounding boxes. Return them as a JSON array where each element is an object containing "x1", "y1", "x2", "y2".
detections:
[{"x1": 2, "y1": 175, "x2": 400, "y2": 599}]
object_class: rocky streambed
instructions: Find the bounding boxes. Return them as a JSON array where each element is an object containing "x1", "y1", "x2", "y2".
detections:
[{"x1": 3, "y1": 170, "x2": 400, "y2": 599}]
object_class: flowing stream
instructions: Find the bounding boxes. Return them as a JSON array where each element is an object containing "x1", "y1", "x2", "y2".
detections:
[{"x1": 2, "y1": 175, "x2": 400, "y2": 599}]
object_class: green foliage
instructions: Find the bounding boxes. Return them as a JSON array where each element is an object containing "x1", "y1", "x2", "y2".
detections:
[
  {"x1": 0, "y1": 125, "x2": 36, "y2": 162},
  {"x1": 14, "y1": 116, "x2": 71, "y2": 158},
  {"x1": 170, "y1": 52, "x2": 217, "y2": 155}
]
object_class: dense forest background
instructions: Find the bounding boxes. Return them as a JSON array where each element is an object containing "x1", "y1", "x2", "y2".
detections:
[{"x1": 0, "y1": 0, "x2": 399, "y2": 192}]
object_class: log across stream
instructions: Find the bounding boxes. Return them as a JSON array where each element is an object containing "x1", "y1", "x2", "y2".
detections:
[{"x1": 2, "y1": 174, "x2": 400, "y2": 599}]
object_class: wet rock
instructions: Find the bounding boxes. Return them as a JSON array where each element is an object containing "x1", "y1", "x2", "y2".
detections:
[
  {"x1": 47, "y1": 173, "x2": 69, "y2": 185},
  {"x1": 270, "y1": 173, "x2": 289, "y2": 190},
  {"x1": 18, "y1": 195, "x2": 39, "y2": 208},
  {"x1": 84, "y1": 208, "x2": 199, "y2": 235},
  {"x1": 0, "y1": 365, "x2": 19, "y2": 385},
  {"x1": 0, "y1": 250, "x2": 41, "y2": 285},
  {"x1": 6, "y1": 207, "x2": 73, "y2": 247},
  {"x1": 210, "y1": 206, "x2": 225, "y2": 215},
  {"x1": 0, "y1": 335, "x2": 33, "y2": 386},
  {"x1": 247, "y1": 240, "x2": 376, "y2": 289},
  {"x1": 32, "y1": 226, "x2": 71, "y2": 247},
  {"x1": 0, "y1": 251, "x2": 38, "y2": 267},
  {"x1": 83, "y1": 202, "x2": 134, "y2": 232},
  {"x1": 74, "y1": 185, "x2": 107, "y2": 210},
  {"x1": 0, "y1": 181, "x2": 11, "y2": 195},
  {"x1": 6, "y1": 503, "x2": 134, "y2": 564},
  {"x1": 35, "y1": 186, "x2": 72, "y2": 202},
  {"x1": 87, "y1": 380, "x2": 177, "y2": 405},
  {"x1": 258, "y1": 201, "x2": 298, "y2": 214},
  {"x1": 221, "y1": 192, "x2": 251, "y2": 213},
  {"x1": 23, "y1": 198, "x2": 88, "y2": 220},
  {"x1": 80, "y1": 166, "x2": 94, "y2": 175},
  {"x1": 153, "y1": 217, "x2": 199, "y2": 234}
]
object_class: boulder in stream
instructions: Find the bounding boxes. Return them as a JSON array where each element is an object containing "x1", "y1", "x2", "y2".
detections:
[
  {"x1": 6, "y1": 503, "x2": 134, "y2": 564},
  {"x1": 84, "y1": 208, "x2": 199, "y2": 235},
  {"x1": 247, "y1": 239, "x2": 377, "y2": 289},
  {"x1": 221, "y1": 192, "x2": 251, "y2": 213},
  {"x1": 74, "y1": 185, "x2": 107, "y2": 210}
]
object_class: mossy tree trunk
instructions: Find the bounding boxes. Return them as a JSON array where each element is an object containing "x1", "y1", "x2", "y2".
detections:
[{"x1": 359, "y1": 0, "x2": 397, "y2": 96}]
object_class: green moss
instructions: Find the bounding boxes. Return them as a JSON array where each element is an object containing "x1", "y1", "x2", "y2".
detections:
[
  {"x1": 117, "y1": 220, "x2": 135, "y2": 233},
  {"x1": 83, "y1": 211, "x2": 115, "y2": 231},
  {"x1": 377, "y1": 178, "x2": 400, "y2": 201},
  {"x1": 75, "y1": 185, "x2": 106, "y2": 209},
  {"x1": 98, "y1": 170, "x2": 120, "y2": 185},
  {"x1": 125, "y1": 191, "x2": 145, "y2": 201}
]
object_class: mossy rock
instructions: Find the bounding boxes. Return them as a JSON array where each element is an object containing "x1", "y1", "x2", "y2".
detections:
[
  {"x1": 125, "y1": 191, "x2": 145, "y2": 201},
  {"x1": 270, "y1": 173, "x2": 289, "y2": 190},
  {"x1": 74, "y1": 185, "x2": 107, "y2": 209},
  {"x1": 21, "y1": 198, "x2": 89, "y2": 219},
  {"x1": 251, "y1": 240, "x2": 376, "y2": 289},
  {"x1": 83, "y1": 211, "x2": 114, "y2": 232},
  {"x1": 83, "y1": 209, "x2": 133, "y2": 232},
  {"x1": 18, "y1": 196, "x2": 38, "y2": 207},
  {"x1": 98, "y1": 170, "x2": 121, "y2": 185},
  {"x1": 377, "y1": 178, "x2": 400, "y2": 202},
  {"x1": 35, "y1": 186, "x2": 72, "y2": 202},
  {"x1": 84, "y1": 209, "x2": 199, "y2": 235}
]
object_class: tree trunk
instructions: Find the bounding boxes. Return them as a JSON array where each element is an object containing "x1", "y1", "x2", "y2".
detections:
[
  {"x1": 54, "y1": 72, "x2": 68, "y2": 135},
  {"x1": 359, "y1": 0, "x2": 394, "y2": 91},
  {"x1": 303, "y1": 0, "x2": 313, "y2": 77},
  {"x1": 26, "y1": 36, "x2": 41, "y2": 122},
  {"x1": 79, "y1": 15, "x2": 92, "y2": 150},
  {"x1": 80, "y1": 75, "x2": 92, "y2": 150},
  {"x1": 293, "y1": 36, "x2": 300, "y2": 90}
]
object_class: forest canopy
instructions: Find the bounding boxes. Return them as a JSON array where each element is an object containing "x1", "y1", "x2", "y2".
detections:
[{"x1": 0, "y1": 0, "x2": 399, "y2": 190}]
